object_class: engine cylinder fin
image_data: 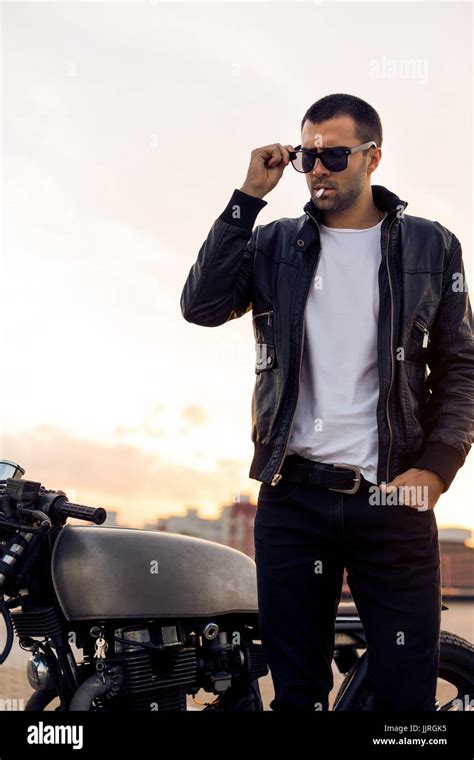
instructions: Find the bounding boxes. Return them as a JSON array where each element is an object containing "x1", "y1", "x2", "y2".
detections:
[
  {"x1": 11, "y1": 607, "x2": 62, "y2": 638},
  {"x1": 92, "y1": 648, "x2": 197, "y2": 711}
]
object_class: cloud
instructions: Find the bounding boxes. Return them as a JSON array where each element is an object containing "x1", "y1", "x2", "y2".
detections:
[
  {"x1": 181, "y1": 405, "x2": 208, "y2": 427},
  {"x1": 114, "y1": 423, "x2": 167, "y2": 438},
  {"x1": 2, "y1": 426, "x2": 253, "y2": 526}
]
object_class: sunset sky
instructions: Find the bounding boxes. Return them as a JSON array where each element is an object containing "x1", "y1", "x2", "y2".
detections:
[{"x1": 1, "y1": 1, "x2": 472, "y2": 532}]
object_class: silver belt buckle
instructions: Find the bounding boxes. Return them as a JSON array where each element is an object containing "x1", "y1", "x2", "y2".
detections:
[{"x1": 328, "y1": 463, "x2": 362, "y2": 494}]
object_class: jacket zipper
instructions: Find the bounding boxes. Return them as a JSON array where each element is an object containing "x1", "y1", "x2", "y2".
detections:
[
  {"x1": 414, "y1": 319, "x2": 430, "y2": 348},
  {"x1": 270, "y1": 209, "x2": 400, "y2": 486},
  {"x1": 252, "y1": 310, "x2": 273, "y2": 326},
  {"x1": 384, "y1": 214, "x2": 400, "y2": 484},
  {"x1": 270, "y1": 220, "x2": 321, "y2": 485}
]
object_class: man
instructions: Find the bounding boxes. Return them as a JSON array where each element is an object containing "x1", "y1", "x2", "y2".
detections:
[{"x1": 180, "y1": 93, "x2": 474, "y2": 711}]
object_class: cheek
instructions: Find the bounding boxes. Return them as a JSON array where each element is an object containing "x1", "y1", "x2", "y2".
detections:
[{"x1": 345, "y1": 169, "x2": 365, "y2": 189}]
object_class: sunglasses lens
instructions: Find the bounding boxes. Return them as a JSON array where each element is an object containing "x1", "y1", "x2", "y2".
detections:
[
  {"x1": 291, "y1": 149, "x2": 348, "y2": 173},
  {"x1": 291, "y1": 151, "x2": 314, "y2": 173},
  {"x1": 322, "y1": 149, "x2": 347, "y2": 172}
]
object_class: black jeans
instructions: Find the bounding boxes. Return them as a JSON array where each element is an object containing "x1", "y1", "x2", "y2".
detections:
[{"x1": 254, "y1": 465, "x2": 441, "y2": 712}]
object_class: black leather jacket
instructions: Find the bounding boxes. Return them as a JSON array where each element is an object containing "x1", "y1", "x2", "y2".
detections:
[{"x1": 180, "y1": 185, "x2": 474, "y2": 491}]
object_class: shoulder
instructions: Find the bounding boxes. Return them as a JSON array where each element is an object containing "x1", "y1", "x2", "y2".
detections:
[
  {"x1": 253, "y1": 214, "x2": 307, "y2": 247},
  {"x1": 400, "y1": 213, "x2": 460, "y2": 254}
]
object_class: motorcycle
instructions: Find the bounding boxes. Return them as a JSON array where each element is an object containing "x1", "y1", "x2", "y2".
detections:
[{"x1": 0, "y1": 460, "x2": 473, "y2": 712}]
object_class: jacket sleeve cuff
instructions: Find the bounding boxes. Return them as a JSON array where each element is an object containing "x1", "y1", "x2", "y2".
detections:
[
  {"x1": 218, "y1": 189, "x2": 267, "y2": 229},
  {"x1": 411, "y1": 441, "x2": 464, "y2": 492}
]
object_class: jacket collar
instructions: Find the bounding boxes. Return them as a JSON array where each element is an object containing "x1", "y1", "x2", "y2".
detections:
[{"x1": 303, "y1": 184, "x2": 408, "y2": 224}]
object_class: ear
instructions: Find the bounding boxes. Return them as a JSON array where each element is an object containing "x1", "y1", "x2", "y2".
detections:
[{"x1": 368, "y1": 147, "x2": 382, "y2": 174}]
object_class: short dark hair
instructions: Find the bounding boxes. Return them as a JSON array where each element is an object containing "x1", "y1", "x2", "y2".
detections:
[{"x1": 300, "y1": 93, "x2": 383, "y2": 147}]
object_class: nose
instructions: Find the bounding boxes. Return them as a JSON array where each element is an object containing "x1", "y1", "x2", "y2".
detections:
[{"x1": 311, "y1": 157, "x2": 330, "y2": 179}]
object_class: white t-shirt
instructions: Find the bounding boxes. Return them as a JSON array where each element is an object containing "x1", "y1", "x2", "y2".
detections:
[{"x1": 286, "y1": 215, "x2": 385, "y2": 485}]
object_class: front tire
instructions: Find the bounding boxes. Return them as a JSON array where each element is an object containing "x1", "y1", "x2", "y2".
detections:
[
  {"x1": 24, "y1": 689, "x2": 60, "y2": 711},
  {"x1": 436, "y1": 631, "x2": 474, "y2": 710},
  {"x1": 334, "y1": 630, "x2": 474, "y2": 711}
]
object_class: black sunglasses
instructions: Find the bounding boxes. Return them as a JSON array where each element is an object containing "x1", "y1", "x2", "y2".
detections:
[{"x1": 289, "y1": 141, "x2": 377, "y2": 173}]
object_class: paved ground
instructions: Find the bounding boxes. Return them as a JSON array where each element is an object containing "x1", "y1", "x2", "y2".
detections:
[
  {"x1": 2, "y1": 609, "x2": 468, "y2": 711},
  {"x1": 0, "y1": 660, "x2": 344, "y2": 711},
  {"x1": 0, "y1": 663, "x2": 459, "y2": 711}
]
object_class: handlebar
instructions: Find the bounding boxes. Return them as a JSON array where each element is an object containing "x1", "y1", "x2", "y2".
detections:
[
  {"x1": 0, "y1": 466, "x2": 108, "y2": 596},
  {"x1": 0, "y1": 475, "x2": 108, "y2": 530},
  {"x1": 50, "y1": 497, "x2": 107, "y2": 525}
]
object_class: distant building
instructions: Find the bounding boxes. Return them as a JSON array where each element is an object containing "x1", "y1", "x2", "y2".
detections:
[
  {"x1": 220, "y1": 496, "x2": 257, "y2": 559},
  {"x1": 439, "y1": 527, "x2": 472, "y2": 544},
  {"x1": 149, "y1": 500, "x2": 474, "y2": 597},
  {"x1": 152, "y1": 496, "x2": 257, "y2": 558},
  {"x1": 156, "y1": 508, "x2": 223, "y2": 544},
  {"x1": 439, "y1": 532, "x2": 474, "y2": 594}
]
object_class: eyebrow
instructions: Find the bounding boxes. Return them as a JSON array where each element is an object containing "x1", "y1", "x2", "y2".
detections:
[
  {"x1": 301, "y1": 145, "x2": 345, "y2": 153},
  {"x1": 300, "y1": 144, "x2": 343, "y2": 151}
]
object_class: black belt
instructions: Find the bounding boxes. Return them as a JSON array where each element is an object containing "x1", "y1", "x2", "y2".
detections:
[{"x1": 279, "y1": 455, "x2": 366, "y2": 494}]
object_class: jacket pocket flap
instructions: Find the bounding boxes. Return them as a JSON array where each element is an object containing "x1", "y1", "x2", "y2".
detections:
[{"x1": 255, "y1": 343, "x2": 276, "y2": 373}]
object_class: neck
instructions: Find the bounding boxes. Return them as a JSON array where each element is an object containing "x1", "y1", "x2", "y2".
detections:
[{"x1": 319, "y1": 188, "x2": 384, "y2": 229}]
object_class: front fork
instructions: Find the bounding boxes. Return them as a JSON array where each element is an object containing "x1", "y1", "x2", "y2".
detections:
[
  {"x1": 22, "y1": 632, "x2": 80, "y2": 709},
  {"x1": 332, "y1": 650, "x2": 369, "y2": 711}
]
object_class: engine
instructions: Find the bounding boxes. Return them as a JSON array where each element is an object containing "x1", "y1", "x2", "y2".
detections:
[{"x1": 12, "y1": 608, "x2": 268, "y2": 711}]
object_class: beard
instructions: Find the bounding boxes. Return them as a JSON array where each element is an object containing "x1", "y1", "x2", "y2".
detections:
[{"x1": 312, "y1": 167, "x2": 366, "y2": 213}]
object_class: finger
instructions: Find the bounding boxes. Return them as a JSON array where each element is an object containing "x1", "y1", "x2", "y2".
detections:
[
  {"x1": 267, "y1": 144, "x2": 283, "y2": 168},
  {"x1": 398, "y1": 485, "x2": 408, "y2": 505},
  {"x1": 276, "y1": 143, "x2": 293, "y2": 165},
  {"x1": 382, "y1": 478, "x2": 405, "y2": 489}
]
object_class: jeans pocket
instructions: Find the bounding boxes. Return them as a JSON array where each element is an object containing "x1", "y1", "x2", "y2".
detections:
[{"x1": 258, "y1": 479, "x2": 300, "y2": 503}]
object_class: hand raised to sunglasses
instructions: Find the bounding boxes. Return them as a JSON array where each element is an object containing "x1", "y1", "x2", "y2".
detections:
[{"x1": 239, "y1": 143, "x2": 295, "y2": 200}]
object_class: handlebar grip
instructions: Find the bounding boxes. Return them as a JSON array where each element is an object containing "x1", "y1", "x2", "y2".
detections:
[{"x1": 53, "y1": 499, "x2": 107, "y2": 525}]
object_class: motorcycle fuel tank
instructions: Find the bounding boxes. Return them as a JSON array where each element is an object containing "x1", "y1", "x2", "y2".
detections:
[{"x1": 51, "y1": 526, "x2": 259, "y2": 621}]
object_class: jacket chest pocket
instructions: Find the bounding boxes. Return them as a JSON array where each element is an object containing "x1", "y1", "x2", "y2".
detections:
[
  {"x1": 402, "y1": 317, "x2": 430, "y2": 365},
  {"x1": 413, "y1": 318, "x2": 430, "y2": 350},
  {"x1": 252, "y1": 309, "x2": 278, "y2": 373},
  {"x1": 403, "y1": 302, "x2": 437, "y2": 364}
]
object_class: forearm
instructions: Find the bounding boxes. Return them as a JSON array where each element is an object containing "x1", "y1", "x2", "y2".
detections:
[{"x1": 180, "y1": 190, "x2": 267, "y2": 327}]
